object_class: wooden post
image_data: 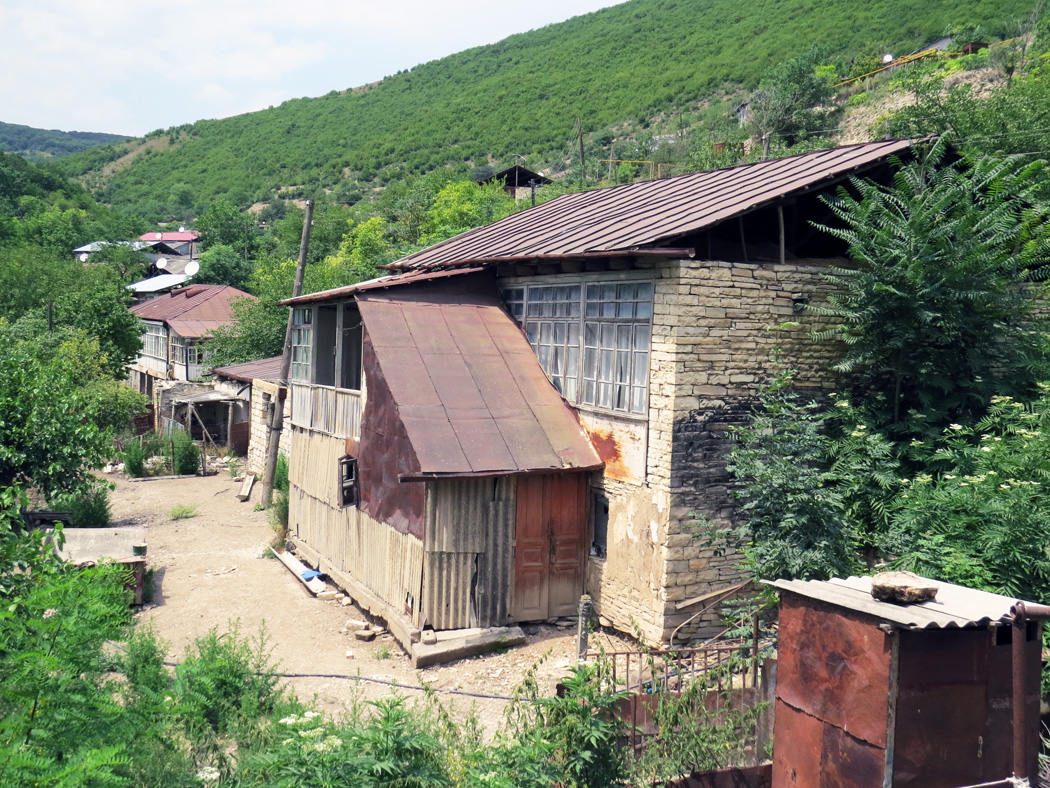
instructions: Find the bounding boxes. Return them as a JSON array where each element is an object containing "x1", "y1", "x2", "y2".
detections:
[
  {"x1": 778, "y1": 204, "x2": 786, "y2": 265},
  {"x1": 261, "y1": 200, "x2": 313, "y2": 508}
]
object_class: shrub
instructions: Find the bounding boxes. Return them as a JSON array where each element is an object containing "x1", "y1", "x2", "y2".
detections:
[
  {"x1": 168, "y1": 503, "x2": 198, "y2": 520},
  {"x1": 169, "y1": 430, "x2": 200, "y2": 475},
  {"x1": 51, "y1": 480, "x2": 112, "y2": 528},
  {"x1": 122, "y1": 434, "x2": 156, "y2": 477}
]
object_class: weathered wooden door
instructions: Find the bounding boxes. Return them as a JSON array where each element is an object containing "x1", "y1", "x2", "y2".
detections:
[{"x1": 511, "y1": 473, "x2": 588, "y2": 621}]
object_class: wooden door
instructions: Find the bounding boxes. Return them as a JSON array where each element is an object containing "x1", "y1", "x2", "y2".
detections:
[{"x1": 511, "y1": 473, "x2": 588, "y2": 621}]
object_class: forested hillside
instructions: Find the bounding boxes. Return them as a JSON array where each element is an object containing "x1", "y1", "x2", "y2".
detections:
[
  {"x1": 0, "y1": 120, "x2": 128, "y2": 161},
  {"x1": 57, "y1": 0, "x2": 1028, "y2": 218}
]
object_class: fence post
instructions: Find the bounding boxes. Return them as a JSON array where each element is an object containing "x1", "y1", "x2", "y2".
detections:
[{"x1": 577, "y1": 594, "x2": 593, "y2": 663}]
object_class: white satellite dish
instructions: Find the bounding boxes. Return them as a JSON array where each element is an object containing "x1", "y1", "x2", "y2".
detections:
[
  {"x1": 78, "y1": 253, "x2": 89, "y2": 262},
  {"x1": 185, "y1": 261, "x2": 200, "y2": 276},
  {"x1": 155, "y1": 257, "x2": 168, "y2": 269},
  {"x1": 178, "y1": 226, "x2": 186, "y2": 232}
]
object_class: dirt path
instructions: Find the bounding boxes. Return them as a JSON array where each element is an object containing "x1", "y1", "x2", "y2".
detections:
[{"x1": 109, "y1": 471, "x2": 631, "y2": 728}]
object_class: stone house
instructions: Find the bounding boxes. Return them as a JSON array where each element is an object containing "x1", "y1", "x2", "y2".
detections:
[
  {"x1": 210, "y1": 356, "x2": 290, "y2": 470},
  {"x1": 281, "y1": 139, "x2": 912, "y2": 654}
]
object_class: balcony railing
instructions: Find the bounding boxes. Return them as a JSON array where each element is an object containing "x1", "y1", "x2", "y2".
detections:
[{"x1": 290, "y1": 382, "x2": 362, "y2": 437}]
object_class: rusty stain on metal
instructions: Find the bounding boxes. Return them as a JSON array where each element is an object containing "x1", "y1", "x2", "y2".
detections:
[{"x1": 771, "y1": 576, "x2": 1045, "y2": 788}]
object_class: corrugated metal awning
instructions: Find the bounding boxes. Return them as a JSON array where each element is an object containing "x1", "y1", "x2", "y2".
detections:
[
  {"x1": 766, "y1": 575, "x2": 1034, "y2": 630},
  {"x1": 357, "y1": 273, "x2": 602, "y2": 478}
]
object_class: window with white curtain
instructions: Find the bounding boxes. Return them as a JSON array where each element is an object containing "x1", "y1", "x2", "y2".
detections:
[{"x1": 503, "y1": 279, "x2": 653, "y2": 416}]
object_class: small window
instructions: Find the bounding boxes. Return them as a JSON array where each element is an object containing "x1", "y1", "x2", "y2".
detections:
[
  {"x1": 591, "y1": 491, "x2": 609, "y2": 558},
  {"x1": 291, "y1": 308, "x2": 313, "y2": 382},
  {"x1": 338, "y1": 455, "x2": 359, "y2": 507}
]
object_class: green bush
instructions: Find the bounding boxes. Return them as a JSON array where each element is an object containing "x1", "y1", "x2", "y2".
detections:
[
  {"x1": 274, "y1": 452, "x2": 289, "y2": 495},
  {"x1": 122, "y1": 436, "x2": 151, "y2": 477},
  {"x1": 169, "y1": 430, "x2": 200, "y2": 475},
  {"x1": 51, "y1": 480, "x2": 112, "y2": 528}
]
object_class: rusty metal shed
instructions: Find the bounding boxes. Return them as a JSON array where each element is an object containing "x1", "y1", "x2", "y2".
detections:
[{"x1": 767, "y1": 576, "x2": 1047, "y2": 788}]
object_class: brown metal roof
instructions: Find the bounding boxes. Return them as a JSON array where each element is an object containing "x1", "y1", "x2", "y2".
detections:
[
  {"x1": 384, "y1": 139, "x2": 913, "y2": 272},
  {"x1": 357, "y1": 273, "x2": 602, "y2": 478},
  {"x1": 282, "y1": 267, "x2": 488, "y2": 307},
  {"x1": 767, "y1": 576, "x2": 1034, "y2": 630},
  {"x1": 131, "y1": 284, "x2": 254, "y2": 337},
  {"x1": 210, "y1": 355, "x2": 283, "y2": 383}
]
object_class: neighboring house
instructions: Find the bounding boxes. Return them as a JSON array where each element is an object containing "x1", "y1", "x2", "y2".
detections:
[
  {"x1": 281, "y1": 139, "x2": 913, "y2": 655},
  {"x1": 139, "y1": 230, "x2": 199, "y2": 257},
  {"x1": 128, "y1": 284, "x2": 254, "y2": 399},
  {"x1": 126, "y1": 272, "x2": 195, "y2": 304},
  {"x1": 210, "y1": 356, "x2": 289, "y2": 469},
  {"x1": 481, "y1": 165, "x2": 553, "y2": 201}
]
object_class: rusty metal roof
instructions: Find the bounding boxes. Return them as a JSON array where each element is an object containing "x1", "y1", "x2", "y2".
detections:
[
  {"x1": 210, "y1": 356, "x2": 283, "y2": 384},
  {"x1": 131, "y1": 284, "x2": 254, "y2": 338},
  {"x1": 767, "y1": 575, "x2": 1032, "y2": 630},
  {"x1": 282, "y1": 267, "x2": 487, "y2": 307},
  {"x1": 357, "y1": 274, "x2": 602, "y2": 478},
  {"x1": 385, "y1": 139, "x2": 913, "y2": 272}
]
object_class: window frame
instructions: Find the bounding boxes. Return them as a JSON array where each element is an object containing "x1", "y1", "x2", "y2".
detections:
[
  {"x1": 291, "y1": 307, "x2": 313, "y2": 383},
  {"x1": 338, "y1": 455, "x2": 359, "y2": 508},
  {"x1": 501, "y1": 274, "x2": 654, "y2": 419},
  {"x1": 142, "y1": 322, "x2": 168, "y2": 361}
]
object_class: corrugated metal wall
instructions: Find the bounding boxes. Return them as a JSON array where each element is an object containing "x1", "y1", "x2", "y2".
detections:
[
  {"x1": 422, "y1": 476, "x2": 515, "y2": 630},
  {"x1": 289, "y1": 427, "x2": 424, "y2": 626}
]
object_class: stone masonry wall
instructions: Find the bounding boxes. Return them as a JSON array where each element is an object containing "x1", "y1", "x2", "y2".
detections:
[
  {"x1": 247, "y1": 380, "x2": 291, "y2": 474},
  {"x1": 657, "y1": 258, "x2": 844, "y2": 641}
]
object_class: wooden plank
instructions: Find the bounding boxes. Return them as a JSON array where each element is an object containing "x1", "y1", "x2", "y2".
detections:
[
  {"x1": 236, "y1": 474, "x2": 256, "y2": 502},
  {"x1": 270, "y1": 546, "x2": 328, "y2": 595}
]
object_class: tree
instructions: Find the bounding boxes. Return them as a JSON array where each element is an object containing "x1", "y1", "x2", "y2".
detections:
[
  {"x1": 746, "y1": 46, "x2": 836, "y2": 152},
  {"x1": 196, "y1": 243, "x2": 252, "y2": 289},
  {"x1": 419, "y1": 180, "x2": 516, "y2": 246},
  {"x1": 195, "y1": 197, "x2": 258, "y2": 258},
  {"x1": 812, "y1": 141, "x2": 1050, "y2": 427}
]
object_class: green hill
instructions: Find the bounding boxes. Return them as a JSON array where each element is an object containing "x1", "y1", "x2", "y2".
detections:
[
  {"x1": 59, "y1": 0, "x2": 1028, "y2": 217},
  {"x1": 0, "y1": 121, "x2": 129, "y2": 162}
]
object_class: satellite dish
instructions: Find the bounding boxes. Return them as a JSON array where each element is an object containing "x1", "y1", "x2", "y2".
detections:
[
  {"x1": 155, "y1": 257, "x2": 168, "y2": 269},
  {"x1": 178, "y1": 225, "x2": 186, "y2": 232},
  {"x1": 78, "y1": 253, "x2": 89, "y2": 262},
  {"x1": 154, "y1": 232, "x2": 162, "y2": 240},
  {"x1": 185, "y1": 261, "x2": 200, "y2": 276}
]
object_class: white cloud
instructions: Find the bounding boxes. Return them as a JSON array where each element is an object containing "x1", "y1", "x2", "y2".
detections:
[{"x1": 0, "y1": 0, "x2": 623, "y2": 136}]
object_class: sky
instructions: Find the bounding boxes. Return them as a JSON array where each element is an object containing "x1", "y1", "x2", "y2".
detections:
[{"x1": 1, "y1": 0, "x2": 623, "y2": 137}]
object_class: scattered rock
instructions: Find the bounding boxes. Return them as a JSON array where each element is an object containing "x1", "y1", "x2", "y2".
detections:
[
  {"x1": 345, "y1": 650, "x2": 355, "y2": 659},
  {"x1": 556, "y1": 619, "x2": 575, "y2": 628},
  {"x1": 316, "y1": 590, "x2": 338, "y2": 601},
  {"x1": 421, "y1": 630, "x2": 437, "y2": 645},
  {"x1": 871, "y1": 571, "x2": 938, "y2": 605},
  {"x1": 340, "y1": 597, "x2": 353, "y2": 607},
  {"x1": 345, "y1": 619, "x2": 368, "y2": 631},
  {"x1": 353, "y1": 629, "x2": 376, "y2": 642},
  {"x1": 598, "y1": 616, "x2": 612, "y2": 628}
]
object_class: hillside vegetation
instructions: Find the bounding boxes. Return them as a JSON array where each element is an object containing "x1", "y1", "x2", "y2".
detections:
[
  {"x1": 0, "y1": 120, "x2": 128, "y2": 162},
  {"x1": 57, "y1": 0, "x2": 1028, "y2": 217}
]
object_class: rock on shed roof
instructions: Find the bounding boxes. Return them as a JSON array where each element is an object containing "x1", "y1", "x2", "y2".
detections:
[
  {"x1": 387, "y1": 139, "x2": 913, "y2": 272},
  {"x1": 767, "y1": 575, "x2": 1034, "y2": 630}
]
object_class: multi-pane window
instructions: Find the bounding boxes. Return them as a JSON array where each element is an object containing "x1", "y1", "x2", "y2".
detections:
[
  {"x1": 503, "y1": 279, "x2": 653, "y2": 416},
  {"x1": 291, "y1": 308, "x2": 313, "y2": 382},
  {"x1": 171, "y1": 336, "x2": 202, "y2": 366},
  {"x1": 142, "y1": 323, "x2": 167, "y2": 360}
]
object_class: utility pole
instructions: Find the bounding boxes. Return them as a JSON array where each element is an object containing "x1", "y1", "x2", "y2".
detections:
[{"x1": 261, "y1": 199, "x2": 314, "y2": 508}]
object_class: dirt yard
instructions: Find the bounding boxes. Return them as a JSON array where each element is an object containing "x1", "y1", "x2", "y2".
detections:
[{"x1": 108, "y1": 470, "x2": 632, "y2": 729}]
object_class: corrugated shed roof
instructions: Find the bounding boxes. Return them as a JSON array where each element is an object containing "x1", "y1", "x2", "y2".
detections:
[
  {"x1": 211, "y1": 356, "x2": 284, "y2": 384},
  {"x1": 283, "y1": 267, "x2": 488, "y2": 306},
  {"x1": 132, "y1": 284, "x2": 253, "y2": 321},
  {"x1": 386, "y1": 139, "x2": 913, "y2": 272},
  {"x1": 766, "y1": 575, "x2": 1031, "y2": 630},
  {"x1": 357, "y1": 275, "x2": 602, "y2": 477}
]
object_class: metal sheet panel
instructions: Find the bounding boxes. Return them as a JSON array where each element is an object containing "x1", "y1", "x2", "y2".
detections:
[
  {"x1": 421, "y1": 477, "x2": 515, "y2": 630},
  {"x1": 820, "y1": 722, "x2": 885, "y2": 788},
  {"x1": 776, "y1": 595, "x2": 891, "y2": 750},
  {"x1": 771, "y1": 701, "x2": 824, "y2": 788},
  {"x1": 356, "y1": 273, "x2": 601, "y2": 477},
  {"x1": 359, "y1": 140, "x2": 914, "y2": 272},
  {"x1": 768, "y1": 575, "x2": 1025, "y2": 630}
]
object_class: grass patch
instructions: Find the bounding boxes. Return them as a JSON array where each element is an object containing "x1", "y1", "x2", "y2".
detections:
[
  {"x1": 168, "y1": 503, "x2": 199, "y2": 520},
  {"x1": 373, "y1": 645, "x2": 392, "y2": 660}
]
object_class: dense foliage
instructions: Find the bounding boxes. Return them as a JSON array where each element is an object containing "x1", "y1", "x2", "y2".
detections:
[
  {"x1": 55, "y1": 0, "x2": 1027, "y2": 219},
  {"x1": 0, "y1": 120, "x2": 128, "y2": 162}
]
